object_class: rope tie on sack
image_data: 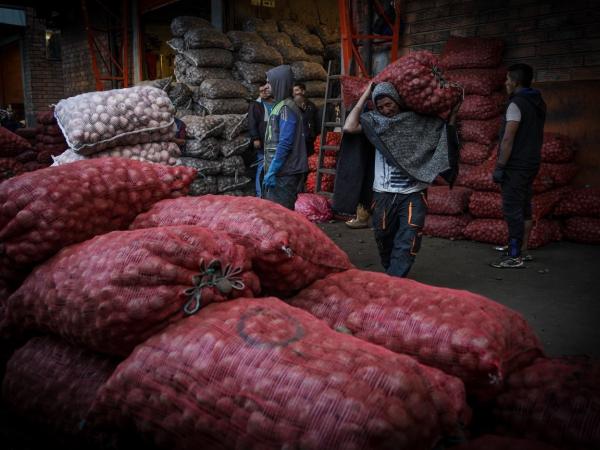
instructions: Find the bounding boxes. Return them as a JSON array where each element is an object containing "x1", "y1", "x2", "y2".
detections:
[
  {"x1": 431, "y1": 65, "x2": 465, "y2": 101},
  {"x1": 183, "y1": 258, "x2": 245, "y2": 315}
]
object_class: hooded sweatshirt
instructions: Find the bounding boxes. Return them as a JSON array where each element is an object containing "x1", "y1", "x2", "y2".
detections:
[
  {"x1": 263, "y1": 65, "x2": 308, "y2": 176},
  {"x1": 500, "y1": 88, "x2": 546, "y2": 171}
]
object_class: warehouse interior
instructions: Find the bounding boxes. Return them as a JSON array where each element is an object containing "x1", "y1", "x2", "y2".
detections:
[{"x1": 1, "y1": 0, "x2": 600, "y2": 449}]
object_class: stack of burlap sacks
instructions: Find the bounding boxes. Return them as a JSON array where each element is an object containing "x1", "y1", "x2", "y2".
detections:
[
  {"x1": 166, "y1": 17, "x2": 254, "y2": 195},
  {"x1": 165, "y1": 16, "x2": 340, "y2": 198}
]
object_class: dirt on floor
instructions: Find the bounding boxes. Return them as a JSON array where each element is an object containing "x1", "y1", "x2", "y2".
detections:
[{"x1": 318, "y1": 221, "x2": 600, "y2": 358}]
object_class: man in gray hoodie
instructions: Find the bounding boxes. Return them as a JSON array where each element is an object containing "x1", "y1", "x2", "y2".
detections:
[{"x1": 263, "y1": 65, "x2": 309, "y2": 210}]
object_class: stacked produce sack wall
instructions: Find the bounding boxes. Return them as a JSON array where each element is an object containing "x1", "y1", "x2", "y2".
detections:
[
  {"x1": 0, "y1": 114, "x2": 57, "y2": 181},
  {"x1": 413, "y1": 36, "x2": 591, "y2": 247},
  {"x1": 159, "y1": 15, "x2": 340, "y2": 199},
  {"x1": 1, "y1": 158, "x2": 599, "y2": 448}
]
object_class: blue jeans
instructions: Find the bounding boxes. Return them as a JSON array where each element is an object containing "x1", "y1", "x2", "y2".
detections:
[
  {"x1": 371, "y1": 190, "x2": 428, "y2": 277},
  {"x1": 255, "y1": 151, "x2": 264, "y2": 197}
]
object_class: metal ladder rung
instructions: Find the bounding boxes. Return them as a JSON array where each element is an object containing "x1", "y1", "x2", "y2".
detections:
[
  {"x1": 316, "y1": 60, "x2": 345, "y2": 195},
  {"x1": 318, "y1": 168, "x2": 336, "y2": 175},
  {"x1": 317, "y1": 191, "x2": 333, "y2": 198}
]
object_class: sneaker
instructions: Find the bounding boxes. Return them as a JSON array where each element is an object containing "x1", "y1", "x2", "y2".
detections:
[
  {"x1": 494, "y1": 245, "x2": 533, "y2": 261},
  {"x1": 490, "y1": 255, "x2": 525, "y2": 268},
  {"x1": 345, "y1": 218, "x2": 369, "y2": 229}
]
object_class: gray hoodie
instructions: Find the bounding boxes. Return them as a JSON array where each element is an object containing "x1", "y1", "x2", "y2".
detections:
[
  {"x1": 263, "y1": 65, "x2": 308, "y2": 176},
  {"x1": 266, "y1": 65, "x2": 294, "y2": 102}
]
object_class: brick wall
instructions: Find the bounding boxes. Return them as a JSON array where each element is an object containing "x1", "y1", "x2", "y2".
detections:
[
  {"x1": 21, "y1": 8, "x2": 65, "y2": 125},
  {"x1": 401, "y1": 0, "x2": 600, "y2": 82},
  {"x1": 61, "y1": 24, "x2": 96, "y2": 97}
]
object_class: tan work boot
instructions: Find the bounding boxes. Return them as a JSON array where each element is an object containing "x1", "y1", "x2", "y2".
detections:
[{"x1": 345, "y1": 204, "x2": 370, "y2": 229}]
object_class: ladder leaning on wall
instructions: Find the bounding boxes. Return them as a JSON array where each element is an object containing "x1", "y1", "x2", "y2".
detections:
[{"x1": 315, "y1": 60, "x2": 345, "y2": 197}]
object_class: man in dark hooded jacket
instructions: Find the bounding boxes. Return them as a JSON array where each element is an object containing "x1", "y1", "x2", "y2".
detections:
[
  {"x1": 491, "y1": 63, "x2": 546, "y2": 269},
  {"x1": 263, "y1": 65, "x2": 309, "y2": 210}
]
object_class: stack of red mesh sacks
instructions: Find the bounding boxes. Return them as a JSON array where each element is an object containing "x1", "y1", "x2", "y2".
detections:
[
  {"x1": 554, "y1": 185, "x2": 600, "y2": 244},
  {"x1": 0, "y1": 127, "x2": 32, "y2": 181},
  {"x1": 34, "y1": 109, "x2": 67, "y2": 167},
  {"x1": 423, "y1": 36, "x2": 503, "y2": 240},
  {"x1": 305, "y1": 131, "x2": 340, "y2": 193},
  {"x1": 2, "y1": 194, "x2": 471, "y2": 449},
  {"x1": 462, "y1": 133, "x2": 578, "y2": 248},
  {"x1": 423, "y1": 186, "x2": 473, "y2": 239},
  {"x1": 437, "y1": 36, "x2": 506, "y2": 195}
]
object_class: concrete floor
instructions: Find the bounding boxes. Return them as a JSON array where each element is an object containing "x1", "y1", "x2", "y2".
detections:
[{"x1": 318, "y1": 221, "x2": 600, "y2": 358}]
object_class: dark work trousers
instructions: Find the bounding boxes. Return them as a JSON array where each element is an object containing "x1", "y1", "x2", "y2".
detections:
[
  {"x1": 263, "y1": 173, "x2": 306, "y2": 210},
  {"x1": 501, "y1": 168, "x2": 537, "y2": 255},
  {"x1": 371, "y1": 190, "x2": 428, "y2": 277}
]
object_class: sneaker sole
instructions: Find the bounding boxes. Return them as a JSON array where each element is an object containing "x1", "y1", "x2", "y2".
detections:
[{"x1": 490, "y1": 262, "x2": 526, "y2": 269}]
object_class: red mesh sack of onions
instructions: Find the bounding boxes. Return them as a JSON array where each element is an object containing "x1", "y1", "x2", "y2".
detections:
[
  {"x1": 455, "y1": 435, "x2": 559, "y2": 450},
  {"x1": 464, "y1": 219, "x2": 561, "y2": 248},
  {"x1": 15, "y1": 150, "x2": 38, "y2": 163},
  {"x1": 0, "y1": 127, "x2": 32, "y2": 157},
  {"x1": 0, "y1": 158, "x2": 196, "y2": 283},
  {"x1": 454, "y1": 163, "x2": 478, "y2": 188},
  {"x1": 459, "y1": 116, "x2": 502, "y2": 145},
  {"x1": 2, "y1": 336, "x2": 117, "y2": 440},
  {"x1": 308, "y1": 154, "x2": 336, "y2": 172},
  {"x1": 305, "y1": 171, "x2": 335, "y2": 193},
  {"x1": 459, "y1": 161, "x2": 500, "y2": 192},
  {"x1": 130, "y1": 196, "x2": 351, "y2": 296},
  {"x1": 294, "y1": 193, "x2": 332, "y2": 223},
  {"x1": 340, "y1": 75, "x2": 370, "y2": 108},
  {"x1": 445, "y1": 68, "x2": 506, "y2": 95},
  {"x1": 89, "y1": 297, "x2": 470, "y2": 450},
  {"x1": 0, "y1": 158, "x2": 25, "y2": 181},
  {"x1": 555, "y1": 187, "x2": 600, "y2": 217},
  {"x1": 423, "y1": 214, "x2": 471, "y2": 239},
  {"x1": 36, "y1": 109, "x2": 57, "y2": 125},
  {"x1": 563, "y1": 217, "x2": 600, "y2": 244},
  {"x1": 469, "y1": 189, "x2": 565, "y2": 220},
  {"x1": 458, "y1": 92, "x2": 506, "y2": 120},
  {"x1": 528, "y1": 220, "x2": 562, "y2": 248},
  {"x1": 460, "y1": 142, "x2": 493, "y2": 165},
  {"x1": 541, "y1": 132, "x2": 576, "y2": 163},
  {"x1": 493, "y1": 356, "x2": 600, "y2": 449},
  {"x1": 427, "y1": 186, "x2": 473, "y2": 215},
  {"x1": 289, "y1": 269, "x2": 542, "y2": 394},
  {"x1": 439, "y1": 36, "x2": 505, "y2": 70},
  {"x1": 542, "y1": 162, "x2": 579, "y2": 187},
  {"x1": 5, "y1": 226, "x2": 260, "y2": 356},
  {"x1": 374, "y1": 51, "x2": 463, "y2": 119},
  {"x1": 21, "y1": 161, "x2": 49, "y2": 172}
]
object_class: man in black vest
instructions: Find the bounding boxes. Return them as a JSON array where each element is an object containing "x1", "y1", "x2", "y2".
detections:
[
  {"x1": 263, "y1": 65, "x2": 309, "y2": 210},
  {"x1": 491, "y1": 63, "x2": 546, "y2": 269}
]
